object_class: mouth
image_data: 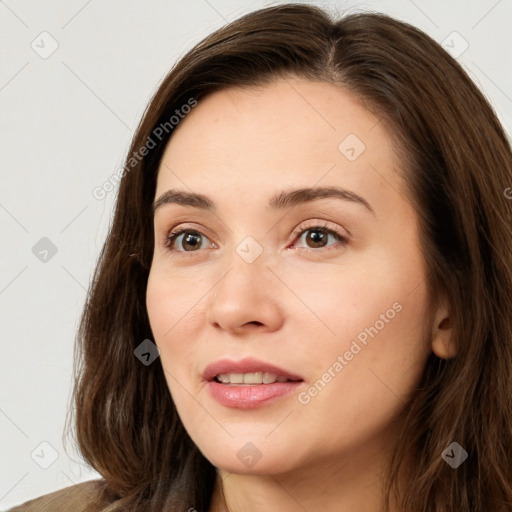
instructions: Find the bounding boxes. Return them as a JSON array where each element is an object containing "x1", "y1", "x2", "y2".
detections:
[
  {"x1": 202, "y1": 357, "x2": 304, "y2": 383},
  {"x1": 202, "y1": 358, "x2": 304, "y2": 409},
  {"x1": 213, "y1": 372, "x2": 301, "y2": 385}
]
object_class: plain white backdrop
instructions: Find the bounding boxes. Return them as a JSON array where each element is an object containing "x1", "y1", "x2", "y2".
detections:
[{"x1": 1, "y1": 0, "x2": 511, "y2": 509}]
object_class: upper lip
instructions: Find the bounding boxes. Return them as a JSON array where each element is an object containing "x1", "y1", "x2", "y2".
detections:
[{"x1": 202, "y1": 357, "x2": 304, "y2": 382}]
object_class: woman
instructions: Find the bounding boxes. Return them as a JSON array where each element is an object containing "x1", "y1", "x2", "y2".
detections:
[{"x1": 10, "y1": 3, "x2": 512, "y2": 511}]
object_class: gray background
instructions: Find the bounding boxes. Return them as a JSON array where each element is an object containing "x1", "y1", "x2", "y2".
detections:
[{"x1": 1, "y1": 0, "x2": 511, "y2": 509}]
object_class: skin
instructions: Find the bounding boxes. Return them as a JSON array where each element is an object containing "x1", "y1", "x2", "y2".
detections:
[{"x1": 146, "y1": 76, "x2": 453, "y2": 512}]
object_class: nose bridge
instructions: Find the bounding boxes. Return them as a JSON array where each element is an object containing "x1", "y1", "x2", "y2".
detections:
[
  {"x1": 219, "y1": 205, "x2": 271, "y2": 267},
  {"x1": 211, "y1": 207, "x2": 283, "y2": 296},
  {"x1": 234, "y1": 234, "x2": 266, "y2": 266},
  {"x1": 220, "y1": 233, "x2": 269, "y2": 292},
  {"x1": 210, "y1": 232, "x2": 277, "y2": 310}
]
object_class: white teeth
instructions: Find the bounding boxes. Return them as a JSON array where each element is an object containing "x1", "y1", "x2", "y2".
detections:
[
  {"x1": 230, "y1": 373, "x2": 244, "y2": 384},
  {"x1": 244, "y1": 372, "x2": 263, "y2": 384},
  {"x1": 262, "y1": 372, "x2": 278, "y2": 384},
  {"x1": 216, "y1": 372, "x2": 290, "y2": 384}
]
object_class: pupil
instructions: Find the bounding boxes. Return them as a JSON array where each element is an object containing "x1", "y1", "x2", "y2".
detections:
[
  {"x1": 308, "y1": 230, "x2": 326, "y2": 247},
  {"x1": 184, "y1": 233, "x2": 200, "y2": 250}
]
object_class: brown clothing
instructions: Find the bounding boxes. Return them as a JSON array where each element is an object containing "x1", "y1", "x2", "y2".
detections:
[{"x1": 7, "y1": 479, "x2": 111, "y2": 512}]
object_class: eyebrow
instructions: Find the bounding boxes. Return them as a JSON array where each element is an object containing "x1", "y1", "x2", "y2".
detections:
[{"x1": 152, "y1": 186, "x2": 375, "y2": 216}]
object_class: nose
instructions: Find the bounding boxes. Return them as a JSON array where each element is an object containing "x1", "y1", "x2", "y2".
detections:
[{"x1": 205, "y1": 247, "x2": 284, "y2": 335}]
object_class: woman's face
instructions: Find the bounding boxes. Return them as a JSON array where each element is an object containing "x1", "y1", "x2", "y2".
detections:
[{"x1": 146, "y1": 77, "x2": 433, "y2": 476}]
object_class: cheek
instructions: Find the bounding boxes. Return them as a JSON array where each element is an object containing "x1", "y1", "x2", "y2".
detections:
[
  {"x1": 146, "y1": 262, "x2": 207, "y2": 333},
  {"x1": 146, "y1": 278, "x2": 203, "y2": 434},
  {"x1": 288, "y1": 285, "x2": 429, "y2": 456},
  {"x1": 145, "y1": 268, "x2": 204, "y2": 375},
  {"x1": 292, "y1": 253, "x2": 431, "y2": 427},
  {"x1": 279, "y1": 247, "x2": 427, "y2": 345}
]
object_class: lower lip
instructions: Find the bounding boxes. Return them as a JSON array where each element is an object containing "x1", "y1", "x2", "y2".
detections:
[{"x1": 207, "y1": 380, "x2": 303, "y2": 409}]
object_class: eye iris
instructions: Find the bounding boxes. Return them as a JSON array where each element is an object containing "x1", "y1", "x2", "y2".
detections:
[
  {"x1": 182, "y1": 232, "x2": 201, "y2": 251},
  {"x1": 306, "y1": 230, "x2": 327, "y2": 248}
]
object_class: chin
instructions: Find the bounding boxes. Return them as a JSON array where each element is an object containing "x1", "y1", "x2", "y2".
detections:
[{"x1": 197, "y1": 440, "x2": 298, "y2": 476}]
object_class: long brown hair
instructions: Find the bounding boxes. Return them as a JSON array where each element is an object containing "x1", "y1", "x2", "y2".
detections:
[{"x1": 68, "y1": 4, "x2": 512, "y2": 511}]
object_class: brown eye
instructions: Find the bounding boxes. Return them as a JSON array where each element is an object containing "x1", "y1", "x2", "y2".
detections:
[
  {"x1": 292, "y1": 224, "x2": 349, "y2": 251},
  {"x1": 166, "y1": 229, "x2": 211, "y2": 252},
  {"x1": 304, "y1": 229, "x2": 329, "y2": 248}
]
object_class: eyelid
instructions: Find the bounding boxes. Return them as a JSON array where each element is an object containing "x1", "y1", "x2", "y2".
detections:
[
  {"x1": 291, "y1": 220, "x2": 350, "y2": 243},
  {"x1": 289, "y1": 221, "x2": 350, "y2": 253},
  {"x1": 164, "y1": 223, "x2": 216, "y2": 252}
]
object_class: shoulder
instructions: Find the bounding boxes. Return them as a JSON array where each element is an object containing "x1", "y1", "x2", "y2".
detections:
[{"x1": 7, "y1": 479, "x2": 113, "y2": 512}]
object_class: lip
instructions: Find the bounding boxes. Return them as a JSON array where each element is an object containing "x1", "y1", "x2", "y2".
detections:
[
  {"x1": 207, "y1": 381, "x2": 302, "y2": 409},
  {"x1": 202, "y1": 357, "x2": 304, "y2": 409},
  {"x1": 201, "y1": 357, "x2": 304, "y2": 382}
]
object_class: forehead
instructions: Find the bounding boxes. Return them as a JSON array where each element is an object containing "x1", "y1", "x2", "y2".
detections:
[{"x1": 155, "y1": 77, "x2": 402, "y2": 209}]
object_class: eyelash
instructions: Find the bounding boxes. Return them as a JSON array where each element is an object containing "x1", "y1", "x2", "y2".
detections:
[{"x1": 164, "y1": 221, "x2": 349, "y2": 254}]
